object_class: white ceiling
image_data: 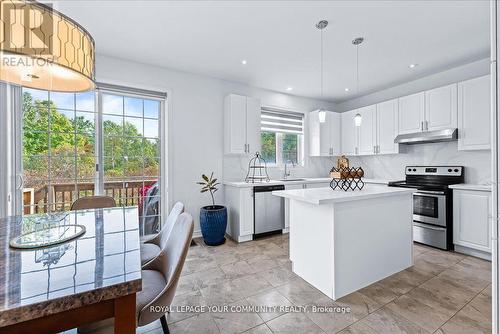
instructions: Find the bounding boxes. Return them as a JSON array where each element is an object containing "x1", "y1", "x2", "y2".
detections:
[{"x1": 53, "y1": 0, "x2": 490, "y2": 102}]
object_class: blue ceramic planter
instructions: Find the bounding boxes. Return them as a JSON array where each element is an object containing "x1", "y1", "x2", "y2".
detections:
[{"x1": 200, "y1": 205, "x2": 227, "y2": 246}]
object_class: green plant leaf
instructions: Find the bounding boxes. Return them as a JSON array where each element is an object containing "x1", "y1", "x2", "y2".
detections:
[
  {"x1": 202, "y1": 174, "x2": 209, "y2": 182},
  {"x1": 201, "y1": 189, "x2": 209, "y2": 193}
]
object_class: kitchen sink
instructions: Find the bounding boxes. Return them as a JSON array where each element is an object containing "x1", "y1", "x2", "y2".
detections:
[{"x1": 279, "y1": 178, "x2": 307, "y2": 182}]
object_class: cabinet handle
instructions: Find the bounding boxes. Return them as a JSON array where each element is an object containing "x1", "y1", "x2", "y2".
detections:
[
  {"x1": 421, "y1": 121, "x2": 424, "y2": 131},
  {"x1": 377, "y1": 145, "x2": 380, "y2": 154},
  {"x1": 373, "y1": 146, "x2": 376, "y2": 154},
  {"x1": 425, "y1": 121, "x2": 429, "y2": 131},
  {"x1": 355, "y1": 147, "x2": 358, "y2": 155}
]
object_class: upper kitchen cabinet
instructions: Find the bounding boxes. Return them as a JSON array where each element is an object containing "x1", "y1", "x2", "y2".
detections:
[
  {"x1": 376, "y1": 99, "x2": 399, "y2": 154},
  {"x1": 425, "y1": 83, "x2": 458, "y2": 131},
  {"x1": 309, "y1": 110, "x2": 341, "y2": 157},
  {"x1": 398, "y1": 92, "x2": 425, "y2": 134},
  {"x1": 357, "y1": 105, "x2": 376, "y2": 155},
  {"x1": 458, "y1": 75, "x2": 491, "y2": 151},
  {"x1": 224, "y1": 94, "x2": 261, "y2": 155},
  {"x1": 341, "y1": 109, "x2": 358, "y2": 155}
]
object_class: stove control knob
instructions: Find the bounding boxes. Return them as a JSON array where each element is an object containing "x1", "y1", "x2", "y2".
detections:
[
  {"x1": 413, "y1": 168, "x2": 417, "y2": 172},
  {"x1": 448, "y1": 168, "x2": 452, "y2": 172},
  {"x1": 408, "y1": 168, "x2": 412, "y2": 172},
  {"x1": 454, "y1": 169, "x2": 459, "y2": 172}
]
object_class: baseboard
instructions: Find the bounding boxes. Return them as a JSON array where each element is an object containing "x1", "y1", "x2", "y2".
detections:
[
  {"x1": 192, "y1": 229, "x2": 202, "y2": 239},
  {"x1": 454, "y1": 244, "x2": 492, "y2": 261}
]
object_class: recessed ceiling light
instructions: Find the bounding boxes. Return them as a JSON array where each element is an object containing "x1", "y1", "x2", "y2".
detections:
[
  {"x1": 241, "y1": 60, "x2": 247, "y2": 65},
  {"x1": 409, "y1": 63, "x2": 418, "y2": 68},
  {"x1": 344, "y1": 88, "x2": 350, "y2": 92},
  {"x1": 286, "y1": 87, "x2": 293, "y2": 91}
]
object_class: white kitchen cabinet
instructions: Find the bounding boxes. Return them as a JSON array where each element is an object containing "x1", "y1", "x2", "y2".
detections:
[
  {"x1": 376, "y1": 99, "x2": 399, "y2": 154},
  {"x1": 398, "y1": 92, "x2": 425, "y2": 135},
  {"x1": 284, "y1": 183, "x2": 303, "y2": 231},
  {"x1": 458, "y1": 75, "x2": 491, "y2": 151},
  {"x1": 224, "y1": 94, "x2": 261, "y2": 155},
  {"x1": 425, "y1": 84, "x2": 458, "y2": 131},
  {"x1": 225, "y1": 186, "x2": 254, "y2": 242},
  {"x1": 453, "y1": 189, "x2": 492, "y2": 257},
  {"x1": 357, "y1": 105, "x2": 376, "y2": 155},
  {"x1": 341, "y1": 109, "x2": 359, "y2": 155},
  {"x1": 309, "y1": 110, "x2": 341, "y2": 157},
  {"x1": 341, "y1": 101, "x2": 398, "y2": 156}
]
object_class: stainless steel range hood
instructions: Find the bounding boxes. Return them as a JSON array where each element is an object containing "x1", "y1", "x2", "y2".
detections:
[{"x1": 394, "y1": 128, "x2": 458, "y2": 145}]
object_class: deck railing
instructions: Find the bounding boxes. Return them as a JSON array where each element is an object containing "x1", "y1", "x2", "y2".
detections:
[{"x1": 28, "y1": 180, "x2": 156, "y2": 213}]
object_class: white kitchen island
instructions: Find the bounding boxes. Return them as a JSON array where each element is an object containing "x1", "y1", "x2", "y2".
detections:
[{"x1": 273, "y1": 184, "x2": 415, "y2": 300}]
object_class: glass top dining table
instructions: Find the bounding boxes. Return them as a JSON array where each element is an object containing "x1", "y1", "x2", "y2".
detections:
[{"x1": 0, "y1": 207, "x2": 142, "y2": 332}]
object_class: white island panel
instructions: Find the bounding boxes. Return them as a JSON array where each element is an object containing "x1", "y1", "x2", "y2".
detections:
[{"x1": 276, "y1": 185, "x2": 414, "y2": 300}]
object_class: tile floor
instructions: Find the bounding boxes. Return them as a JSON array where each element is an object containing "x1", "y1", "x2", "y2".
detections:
[{"x1": 137, "y1": 234, "x2": 492, "y2": 334}]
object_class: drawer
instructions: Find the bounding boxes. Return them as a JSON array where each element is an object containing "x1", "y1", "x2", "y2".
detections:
[{"x1": 413, "y1": 222, "x2": 447, "y2": 250}]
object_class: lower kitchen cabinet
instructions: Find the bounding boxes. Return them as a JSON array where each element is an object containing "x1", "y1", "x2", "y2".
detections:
[
  {"x1": 453, "y1": 188, "x2": 492, "y2": 259},
  {"x1": 225, "y1": 186, "x2": 254, "y2": 242}
]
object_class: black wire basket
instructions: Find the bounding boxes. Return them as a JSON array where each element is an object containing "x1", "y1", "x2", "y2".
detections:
[{"x1": 329, "y1": 167, "x2": 365, "y2": 191}]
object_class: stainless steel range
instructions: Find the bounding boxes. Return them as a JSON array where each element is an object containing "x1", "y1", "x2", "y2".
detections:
[{"x1": 388, "y1": 166, "x2": 464, "y2": 250}]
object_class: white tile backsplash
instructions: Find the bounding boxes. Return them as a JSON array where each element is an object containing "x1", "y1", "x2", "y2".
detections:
[{"x1": 348, "y1": 141, "x2": 491, "y2": 185}]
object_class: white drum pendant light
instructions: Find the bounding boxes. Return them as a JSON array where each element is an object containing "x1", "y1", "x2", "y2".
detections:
[
  {"x1": 316, "y1": 20, "x2": 328, "y2": 123},
  {"x1": 0, "y1": 0, "x2": 95, "y2": 92},
  {"x1": 352, "y1": 37, "x2": 363, "y2": 127}
]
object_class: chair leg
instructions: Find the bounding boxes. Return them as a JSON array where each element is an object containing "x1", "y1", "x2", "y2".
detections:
[{"x1": 160, "y1": 315, "x2": 170, "y2": 334}]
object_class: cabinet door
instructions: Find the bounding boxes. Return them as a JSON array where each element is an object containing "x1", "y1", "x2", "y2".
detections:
[
  {"x1": 246, "y1": 97, "x2": 261, "y2": 155},
  {"x1": 341, "y1": 110, "x2": 358, "y2": 155},
  {"x1": 453, "y1": 190, "x2": 491, "y2": 253},
  {"x1": 330, "y1": 112, "x2": 342, "y2": 155},
  {"x1": 398, "y1": 92, "x2": 425, "y2": 134},
  {"x1": 284, "y1": 184, "x2": 303, "y2": 230},
  {"x1": 240, "y1": 187, "x2": 255, "y2": 237},
  {"x1": 224, "y1": 94, "x2": 247, "y2": 154},
  {"x1": 376, "y1": 99, "x2": 399, "y2": 154},
  {"x1": 308, "y1": 111, "x2": 321, "y2": 156},
  {"x1": 319, "y1": 113, "x2": 332, "y2": 156},
  {"x1": 458, "y1": 75, "x2": 491, "y2": 151},
  {"x1": 357, "y1": 105, "x2": 376, "y2": 155},
  {"x1": 425, "y1": 84, "x2": 457, "y2": 131}
]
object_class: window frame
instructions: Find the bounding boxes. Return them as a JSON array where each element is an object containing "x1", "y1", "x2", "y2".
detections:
[{"x1": 260, "y1": 106, "x2": 306, "y2": 168}]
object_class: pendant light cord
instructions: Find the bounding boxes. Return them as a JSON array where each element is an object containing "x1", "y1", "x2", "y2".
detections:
[
  {"x1": 320, "y1": 28, "x2": 324, "y2": 99},
  {"x1": 356, "y1": 43, "x2": 359, "y2": 95}
]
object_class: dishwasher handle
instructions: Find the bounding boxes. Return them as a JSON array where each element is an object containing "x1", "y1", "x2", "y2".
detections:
[{"x1": 253, "y1": 185, "x2": 285, "y2": 193}]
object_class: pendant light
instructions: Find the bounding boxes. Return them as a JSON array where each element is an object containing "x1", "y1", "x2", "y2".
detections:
[
  {"x1": 316, "y1": 20, "x2": 328, "y2": 123},
  {"x1": 353, "y1": 37, "x2": 364, "y2": 127},
  {"x1": 0, "y1": 0, "x2": 95, "y2": 92}
]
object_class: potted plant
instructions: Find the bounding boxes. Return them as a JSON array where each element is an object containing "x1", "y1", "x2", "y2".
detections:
[{"x1": 197, "y1": 172, "x2": 227, "y2": 246}]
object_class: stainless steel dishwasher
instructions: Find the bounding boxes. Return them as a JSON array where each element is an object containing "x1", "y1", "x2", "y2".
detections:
[{"x1": 253, "y1": 184, "x2": 285, "y2": 238}]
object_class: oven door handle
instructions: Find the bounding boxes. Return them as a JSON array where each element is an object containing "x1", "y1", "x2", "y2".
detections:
[
  {"x1": 414, "y1": 222, "x2": 446, "y2": 231},
  {"x1": 414, "y1": 191, "x2": 446, "y2": 196}
]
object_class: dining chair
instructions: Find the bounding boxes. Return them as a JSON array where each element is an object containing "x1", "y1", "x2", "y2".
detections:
[
  {"x1": 140, "y1": 201, "x2": 184, "y2": 266},
  {"x1": 78, "y1": 212, "x2": 194, "y2": 334},
  {"x1": 70, "y1": 196, "x2": 116, "y2": 211}
]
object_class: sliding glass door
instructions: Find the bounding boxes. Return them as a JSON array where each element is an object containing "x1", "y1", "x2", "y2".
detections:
[
  {"x1": 15, "y1": 85, "x2": 165, "y2": 233},
  {"x1": 21, "y1": 88, "x2": 97, "y2": 214},
  {"x1": 100, "y1": 91, "x2": 162, "y2": 233}
]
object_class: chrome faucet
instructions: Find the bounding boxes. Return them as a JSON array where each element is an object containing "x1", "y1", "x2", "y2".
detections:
[{"x1": 283, "y1": 160, "x2": 296, "y2": 179}]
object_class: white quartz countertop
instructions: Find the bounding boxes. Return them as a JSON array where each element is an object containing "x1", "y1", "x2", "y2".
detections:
[
  {"x1": 223, "y1": 178, "x2": 395, "y2": 188},
  {"x1": 272, "y1": 184, "x2": 415, "y2": 205},
  {"x1": 449, "y1": 183, "x2": 492, "y2": 192}
]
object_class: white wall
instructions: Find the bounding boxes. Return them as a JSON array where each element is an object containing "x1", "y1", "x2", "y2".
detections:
[
  {"x1": 95, "y1": 54, "x2": 336, "y2": 235},
  {"x1": 337, "y1": 58, "x2": 491, "y2": 185}
]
